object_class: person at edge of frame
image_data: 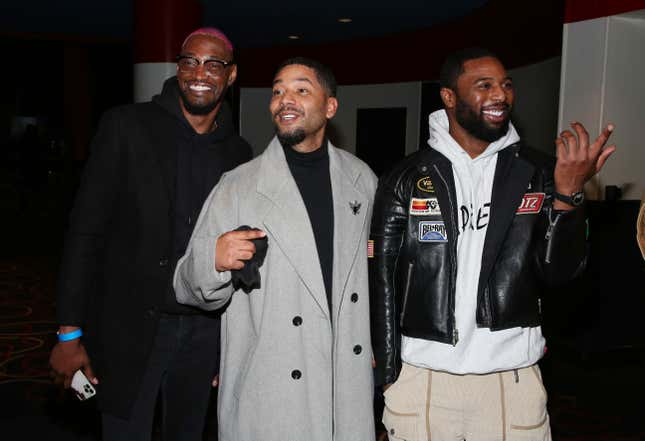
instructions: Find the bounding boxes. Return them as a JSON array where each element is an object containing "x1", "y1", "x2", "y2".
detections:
[
  {"x1": 369, "y1": 47, "x2": 615, "y2": 441},
  {"x1": 49, "y1": 27, "x2": 252, "y2": 441}
]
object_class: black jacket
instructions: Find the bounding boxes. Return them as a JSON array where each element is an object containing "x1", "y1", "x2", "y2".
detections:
[
  {"x1": 56, "y1": 78, "x2": 252, "y2": 417},
  {"x1": 369, "y1": 143, "x2": 587, "y2": 385}
]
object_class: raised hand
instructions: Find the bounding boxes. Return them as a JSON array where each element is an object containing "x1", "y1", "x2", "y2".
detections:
[{"x1": 554, "y1": 122, "x2": 616, "y2": 202}]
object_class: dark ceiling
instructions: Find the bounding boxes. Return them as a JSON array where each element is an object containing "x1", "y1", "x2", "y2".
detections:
[{"x1": 1, "y1": 0, "x2": 489, "y2": 48}]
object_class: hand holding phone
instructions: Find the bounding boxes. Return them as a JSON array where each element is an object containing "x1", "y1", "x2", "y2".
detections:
[{"x1": 71, "y1": 370, "x2": 97, "y2": 401}]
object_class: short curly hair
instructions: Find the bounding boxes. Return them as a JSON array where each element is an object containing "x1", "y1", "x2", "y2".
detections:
[
  {"x1": 274, "y1": 57, "x2": 337, "y2": 97},
  {"x1": 439, "y1": 47, "x2": 498, "y2": 90}
]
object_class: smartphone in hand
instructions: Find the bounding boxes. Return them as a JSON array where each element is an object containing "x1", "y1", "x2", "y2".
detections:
[{"x1": 71, "y1": 370, "x2": 96, "y2": 401}]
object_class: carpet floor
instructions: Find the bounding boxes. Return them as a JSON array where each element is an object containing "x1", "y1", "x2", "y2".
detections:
[{"x1": 1, "y1": 257, "x2": 644, "y2": 440}]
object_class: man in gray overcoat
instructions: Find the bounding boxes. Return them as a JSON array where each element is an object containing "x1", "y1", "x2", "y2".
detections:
[{"x1": 174, "y1": 57, "x2": 377, "y2": 441}]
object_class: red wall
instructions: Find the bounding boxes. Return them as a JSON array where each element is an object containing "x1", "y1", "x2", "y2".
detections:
[{"x1": 565, "y1": 0, "x2": 645, "y2": 23}]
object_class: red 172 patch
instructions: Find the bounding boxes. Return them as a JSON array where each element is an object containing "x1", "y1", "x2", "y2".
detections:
[{"x1": 516, "y1": 192, "x2": 545, "y2": 214}]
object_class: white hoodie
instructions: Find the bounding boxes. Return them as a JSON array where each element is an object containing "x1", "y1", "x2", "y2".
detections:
[{"x1": 401, "y1": 110, "x2": 545, "y2": 374}]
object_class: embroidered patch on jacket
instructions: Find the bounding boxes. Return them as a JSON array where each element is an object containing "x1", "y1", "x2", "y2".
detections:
[
  {"x1": 416, "y1": 176, "x2": 435, "y2": 193},
  {"x1": 516, "y1": 192, "x2": 546, "y2": 215},
  {"x1": 410, "y1": 198, "x2": 441, "y2": 216},
  {"x1": 367, "y1": 240, "x2": 374, "y2": 258},
  {"x1": 418, "y1": 221, "x2": 448, "y2": 242}
]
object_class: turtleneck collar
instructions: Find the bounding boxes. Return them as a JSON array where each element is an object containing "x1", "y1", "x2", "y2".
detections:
[{"x1": 282, "y1": 137, "x2": 328, "y2": 165}]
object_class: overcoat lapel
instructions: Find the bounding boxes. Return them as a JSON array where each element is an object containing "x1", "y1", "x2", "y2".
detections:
[
  {"x1": 257, "y1": 138, "x2": 329, "y2": 318},
  {"x1": 329, "y1": 144, "x2": 369, "y2": 323},
  {"x1": 479, "y1": 145, "x2": 535, "y2": 283}
]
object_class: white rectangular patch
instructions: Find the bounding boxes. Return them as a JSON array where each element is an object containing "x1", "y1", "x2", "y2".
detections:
[{"x1": 410, "y1": 198, "x2": 442, "y2": 216}]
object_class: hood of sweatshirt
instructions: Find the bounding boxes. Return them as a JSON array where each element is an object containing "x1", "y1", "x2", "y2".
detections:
[
  {"x1": 427, "y1": 109, "x2": 520, "y2": 221},
  {"x1": 152, "y1": 76, "x2": 235, "y2": 142},
  {"x1": 427, "y1": 109, "x2": 519, "y2": 165}
]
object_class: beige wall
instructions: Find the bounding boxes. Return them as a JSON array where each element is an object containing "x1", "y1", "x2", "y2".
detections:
[
  {"x1": 559, "y1": 10, "x2": 645, "y2": 200},
  {"x1": 508, "y1": 57, "x2": 562, "y2": 155}
]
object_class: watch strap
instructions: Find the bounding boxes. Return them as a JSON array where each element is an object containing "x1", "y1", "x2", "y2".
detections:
[{"x1": 554, "y1": 190, "x2": 584, "y2": 207}]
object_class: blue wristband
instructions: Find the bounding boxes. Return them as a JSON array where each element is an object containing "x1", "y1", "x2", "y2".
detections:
[{"x1": 57, "y1": 329, "x2": 83, "y2": 342}]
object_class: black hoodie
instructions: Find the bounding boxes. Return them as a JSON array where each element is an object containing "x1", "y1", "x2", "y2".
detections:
[{"x1": 153, "y1": 77, "x2": 253, "y2": 313}]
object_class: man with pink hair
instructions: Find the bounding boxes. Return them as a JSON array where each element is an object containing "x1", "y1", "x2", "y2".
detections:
[
  {"x1": 182, "y1": 27, "x2": 234, "y2": 52},
  {"x1": 50, "y1": 27, "x2": 251, "y2": 441}
]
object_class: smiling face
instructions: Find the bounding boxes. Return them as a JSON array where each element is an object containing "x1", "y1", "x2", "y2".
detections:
[
  {"x1": 269, "y1": 64, "x2": 338, "y2": 151},
  {"x1": 176, "y1": 34, "x2": 237, "y2": 116},
  {"x1": 442, "y1": 56, "x2": 514, "y2": 144}
]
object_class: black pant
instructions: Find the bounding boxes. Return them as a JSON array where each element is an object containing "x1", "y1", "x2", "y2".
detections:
[{"x1": 102, "y1": 313, "x2": 220, "y2": 441}]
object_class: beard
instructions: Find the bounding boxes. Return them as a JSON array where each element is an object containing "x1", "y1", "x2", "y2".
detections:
[
  {"x1": 178, "y1": 87, "x2": 219, "y2": 116},
  {"x1": 275, "y1": 126, "x2": 306, "y2": 148},
  {"x1": 455, "y1": 98, "x2": 510, "y2": 143}
]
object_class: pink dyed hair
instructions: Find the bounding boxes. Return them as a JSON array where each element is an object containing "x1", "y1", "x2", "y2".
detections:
[{"x1": 182, "y1": 27, "x2": 234, "y2": 53}]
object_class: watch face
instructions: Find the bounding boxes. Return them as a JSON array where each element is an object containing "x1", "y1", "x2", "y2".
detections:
[{"x1": 572, "y1": 191, "x2": 584, "y2": 205}]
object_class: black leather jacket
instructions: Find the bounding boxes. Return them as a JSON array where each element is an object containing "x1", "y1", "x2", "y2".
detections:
[{"x1": 369, "y1": 143, "x2": 587, "y2": 385}]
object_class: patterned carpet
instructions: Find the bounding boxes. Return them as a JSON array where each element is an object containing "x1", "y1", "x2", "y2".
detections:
[
  {"x1": 1, "y1": 257, "x2": 644, "y2": 440},
  {"x1": 0, "y1": 258, "x2": 57, "y2": 404},
  {"x1": 0, "y1": 258, "x2": 101, "y2": 440}
]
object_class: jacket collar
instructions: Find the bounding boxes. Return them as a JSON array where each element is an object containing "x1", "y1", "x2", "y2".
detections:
[
  {"x1": 478, "y1": 143, "x2": 535, "y2": 287},
  {"x1": 416, "y1": 142, "x2": 535, "y2": 303}
]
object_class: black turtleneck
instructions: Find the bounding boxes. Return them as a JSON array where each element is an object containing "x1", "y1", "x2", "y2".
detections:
[{"x1": 283, "y1": 140, "x2": 334, "y2": 311}]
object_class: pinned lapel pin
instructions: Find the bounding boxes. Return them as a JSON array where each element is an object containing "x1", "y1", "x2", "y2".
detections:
[{"x1": 349, "y1": 200, "x2": 361, "y2": 215}]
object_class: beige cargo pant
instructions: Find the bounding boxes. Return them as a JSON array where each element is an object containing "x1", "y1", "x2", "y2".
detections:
[{"x1": 382, "y1": 362, "x2": 551, "y2": 441}]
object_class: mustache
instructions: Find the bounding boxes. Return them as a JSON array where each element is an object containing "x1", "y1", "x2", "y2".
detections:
[
  {"x1": 273, "y1": 105, "x2": 304, "y2": 118},
  {"x1": 186, "y1": 80, "x2": 215, "y2": 87},
  {"x1": 481, "y1": 103, "x2": 510, "y2": 111}
]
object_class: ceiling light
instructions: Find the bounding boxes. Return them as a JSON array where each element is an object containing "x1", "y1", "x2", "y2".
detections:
[
  {"x1": 288, "y1": 35, "x2": 300, "y2": 40},
  {"x1": 338, "y1": 18, "x2": 352, "y2": 23}
]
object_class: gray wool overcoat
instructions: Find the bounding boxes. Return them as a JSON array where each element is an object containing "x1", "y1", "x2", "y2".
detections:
[{"x1": 174, "y1": 137, "x2": 377, "y2": 441}]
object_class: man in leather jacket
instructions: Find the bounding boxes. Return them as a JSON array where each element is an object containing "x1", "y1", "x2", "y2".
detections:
[{"x1": 369, "y1": 48, "x2": 615, "y2": 441}]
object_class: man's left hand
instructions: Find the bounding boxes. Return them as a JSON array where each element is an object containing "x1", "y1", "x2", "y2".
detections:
[{"x1": 553, "y1": 122, "x2": 616, "y2": 209}]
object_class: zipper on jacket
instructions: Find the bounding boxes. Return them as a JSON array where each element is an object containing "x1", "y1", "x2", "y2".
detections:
[
  {"x1": 391, "y1": 233, "x2": 406, "y2": 381},
  {"x1": 392, "y1": 272, "x2": 400, "y2": 381},
  {"x1": 433, "y1": 165, "x2": 459, "y2": 346},
  {"x1": 400, "y1": 261, "x2": 415, "y2": 325},
  {"x1": 544, "y1": 207, "x2": 561, "y2": 264}
]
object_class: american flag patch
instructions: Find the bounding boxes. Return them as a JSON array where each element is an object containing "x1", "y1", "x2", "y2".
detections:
[{"x1": 367, "y1": 240, "x2": 374, "y2": 258}]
